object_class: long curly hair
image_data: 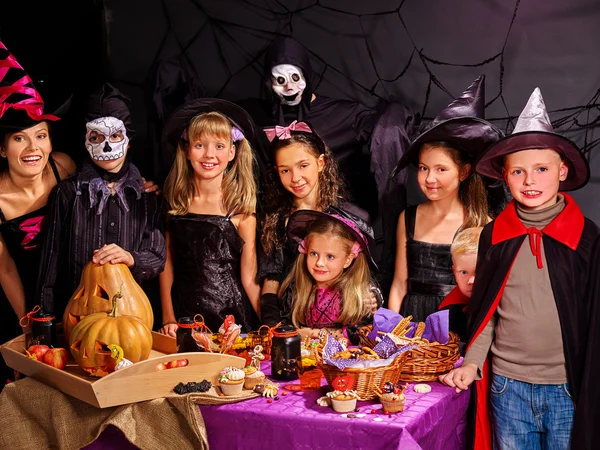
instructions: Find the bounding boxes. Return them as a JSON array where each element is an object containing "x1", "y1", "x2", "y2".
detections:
[
  {"x1": 260, "y1": 130, "x2": 345, "y2": 255},
  {"x1": 279, "y1": 219, "x2": 370, "y2": 328},
  {"x1": 421, "y1": 141, "x2": 488, "y2": 229},
  {"x1": 164, "y1": 111, "x2": 257, "y2": 216}
]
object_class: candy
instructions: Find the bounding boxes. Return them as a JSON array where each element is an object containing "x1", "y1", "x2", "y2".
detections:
[{"x1": 173, "y1": 380, "x2": 212, "y2": 394}]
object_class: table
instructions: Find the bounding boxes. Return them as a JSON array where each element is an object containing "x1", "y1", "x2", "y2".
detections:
[{"x1": 87, "y1": 361, "x2": 469, "y2": 450}]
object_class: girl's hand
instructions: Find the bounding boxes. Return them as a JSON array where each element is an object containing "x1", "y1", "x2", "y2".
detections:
[
  {"x1": 159, "y1": 323, "x2": 178, "y2": 338},
  {"x1": 298, "y1": 327, "x2": 320, "y2": 340},
  {"x1": 438, "y1": 363, "x2": 478, "y2": 393},
  {"x1": 142, "y1": 177, "x2": 161, "y2": 195},
  {"x1": 93, "y1": 244, "x2": 135, "y2": 267}
]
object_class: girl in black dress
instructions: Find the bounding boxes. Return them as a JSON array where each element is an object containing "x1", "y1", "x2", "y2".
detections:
[
  {"x1": 159, "y1": 99, "x2": 260, "y2": 335},
  {"x1": 388, "y1": 76, "x2": 501, "y2": 321}
]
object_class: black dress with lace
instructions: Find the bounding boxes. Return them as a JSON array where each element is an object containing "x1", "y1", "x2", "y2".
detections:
[
  {"x1": 169, "y1": 211, "x2": 259, "y2": 333},
  {"x1": 400, "y1": 205, "x2": 457, "y2": 322},
  {"x1": 0, "y1": 157, "x2": 60, "y2": 389}
]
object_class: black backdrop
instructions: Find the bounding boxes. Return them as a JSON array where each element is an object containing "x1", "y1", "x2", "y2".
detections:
[{"x1": 1, "y1": 0, "x2": 599, "y2": 221}]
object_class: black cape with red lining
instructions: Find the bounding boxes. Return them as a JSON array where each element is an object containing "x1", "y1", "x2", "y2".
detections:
[{"x1": 464, "y1": 194, "x2": 599, "y2": 450}]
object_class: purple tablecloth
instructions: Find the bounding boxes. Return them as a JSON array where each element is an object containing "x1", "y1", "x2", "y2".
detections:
[{"x1": 87, "y1": 361, "x2": 469, "y2": 450}]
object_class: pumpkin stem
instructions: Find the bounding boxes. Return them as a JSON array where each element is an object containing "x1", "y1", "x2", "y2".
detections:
[{"x1": 109, "y1": 283, "x2": 124, "y2": 318}]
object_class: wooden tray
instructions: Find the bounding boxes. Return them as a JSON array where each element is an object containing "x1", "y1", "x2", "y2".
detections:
[{"x1": 0, "y1": 331, "x2": 245, "y2": 408}]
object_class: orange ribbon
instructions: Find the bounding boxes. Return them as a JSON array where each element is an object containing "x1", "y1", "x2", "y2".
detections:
[{"x1": 19, "y1": 305, "x2": 55, "y2": 327}]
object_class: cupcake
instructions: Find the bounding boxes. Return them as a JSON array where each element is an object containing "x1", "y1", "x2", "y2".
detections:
[
  {"x1": 219, "y1": 367, "x2": 245, "y2": 395},
  {"x1": 378, "y1": 381, "x2": 408, "y2": 413},
  {"x1": 326, "y1": 390, "x2": 360, "y2": 412},
  {"x1": 243, "y1": 366, "x2": 266, "y2": 389},
  {"x1": 380, "y1": 391, "x2": 406, "y2": 413}
]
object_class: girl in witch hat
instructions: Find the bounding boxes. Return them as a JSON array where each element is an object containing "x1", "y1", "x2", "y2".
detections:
[
  {"x1": 158, "y1": 99, "x2": 260, "y2": 334},
  {"x1": 440, "y1": 88, "x2": 599, "y2": 450},
  {"x1": 37, "y1": 83, "x2": 166, "y2": 320},
  {"x1": 282, "y1": 209, "x2": 378, "y2": 341},
  {"x1": 0, "y1": 41, "x2": 77, "y2": 390},
  {"x1": 388, "y1": 75, "x2": 504, "y2": 322}
]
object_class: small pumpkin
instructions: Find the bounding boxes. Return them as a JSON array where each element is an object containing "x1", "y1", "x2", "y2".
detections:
[
  {"x1": 63, "y1": 262, "x2": 154, "y2": 343},
  {"x1": 69, "y1": 287, "x2": 153, "y2": 377}
]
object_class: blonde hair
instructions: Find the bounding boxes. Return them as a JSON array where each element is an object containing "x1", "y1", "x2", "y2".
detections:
[
  {"x1": 279, "y1": 219, "x2": 371, "y2": 328},
  {"x1": 451, "y1": 226, "x2": 483, "y2": 258},
  {"x1": 164, "y1": 111, "x2": 257, "y2": 216}
]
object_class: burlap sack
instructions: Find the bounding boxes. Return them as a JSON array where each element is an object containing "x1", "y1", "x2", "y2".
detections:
[{"x1": 0, "y1": 378, "x2": 259, "y2": 450}]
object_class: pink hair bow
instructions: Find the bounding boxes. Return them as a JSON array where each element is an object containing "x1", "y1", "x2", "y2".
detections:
[{"x1": 263, "y1": 120, "x2": 312, "y2": 142}]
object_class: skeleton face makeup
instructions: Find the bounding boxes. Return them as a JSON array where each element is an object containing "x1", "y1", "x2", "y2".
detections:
[
  {"x1": 271, "y1": 64, "x2": 306, "y2": 106},
  {"x1": 85, "y1": 117, "x2": 129, "y2": 161}
]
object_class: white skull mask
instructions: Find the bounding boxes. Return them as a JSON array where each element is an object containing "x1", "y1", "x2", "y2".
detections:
[
  {"x1": 271, "y1": 64, "x2": 306, "y2": 106},
  {"x1": 85, "y1": 117, "x2": 129, "y2": 161}
]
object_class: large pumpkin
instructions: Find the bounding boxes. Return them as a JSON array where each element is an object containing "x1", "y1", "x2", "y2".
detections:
[
  {"x1": 69, "y1": 290, "x2": 153, "y2": 377},
  {"x1": 63, "y1": 262, "x2": 154, "y2": 343}
]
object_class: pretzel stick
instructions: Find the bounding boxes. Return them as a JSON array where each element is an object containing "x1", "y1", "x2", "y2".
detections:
[
  {"x1": 414, "y1": 322, "x2": 426, "y2": 339},
  {"x1": 373, "y1": 385, "x2": 383, "y2": 398},
  {"x1": 391, "y1": 316, "x2": 413, "y2": 336}
]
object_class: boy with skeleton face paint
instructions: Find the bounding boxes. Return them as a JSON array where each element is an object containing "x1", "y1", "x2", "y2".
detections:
[{"x1": 38, "y1": 84, "x2": 166, "y2": 319}]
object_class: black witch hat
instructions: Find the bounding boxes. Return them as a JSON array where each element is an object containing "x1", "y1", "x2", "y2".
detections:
[
  {"x1": 391, "y1": 75, "x2": 504, "y2": 178},
  {"x1": 162, "y1": 97, "x2": 257, "y2": 164}
]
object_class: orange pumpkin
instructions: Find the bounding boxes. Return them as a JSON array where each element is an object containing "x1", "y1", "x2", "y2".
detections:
[
  {"x1": 69, "y1": 289, "x2": 153, "y2": 377},
  {"x1": 63, "y1": 262, "x2": 154, "y2": 343}
]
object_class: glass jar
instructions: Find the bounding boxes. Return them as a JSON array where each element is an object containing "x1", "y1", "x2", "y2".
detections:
[
  {"x1": 30, "y1": 311, "x2": 56, "y2": 347},
  {"x1": 176, "y1": 317, "x2": 199, "y2": 353},
  {"x1": 270, "y1": 324, "x2": 301, "y2": 381}
]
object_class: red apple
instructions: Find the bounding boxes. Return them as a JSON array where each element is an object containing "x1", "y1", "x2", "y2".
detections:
[
  {"x1": 167, "y1": 360, "x2": 178, "y2": 369},
  {"x1": 42, "y1": 348, "x2": 68, "y2": 370},
  {"x1": 26, "y1": 344, "x2": 50, "y2": 361},
  {"x1": 176, "y1": 359, "x2": 189, "y2": 368},
  {"x1": 156, "y1": 362, "x2": 167, "y2": 371}
]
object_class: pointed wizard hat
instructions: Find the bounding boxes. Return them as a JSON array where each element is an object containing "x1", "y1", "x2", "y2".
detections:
[
  {"x1": 476, "y1": 88, "x2": 589, "y2": 191},
  {"x1": 391, "y1": 75, "x2": 504, "y2": 178},
  {"x1": 0, "y1": 41, "x2": 60, "y2": 133}
]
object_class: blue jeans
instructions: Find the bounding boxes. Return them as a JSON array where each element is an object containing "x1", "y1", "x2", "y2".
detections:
[{"x1": 490, "y1": 373, "x2": 574, "y2": 450}]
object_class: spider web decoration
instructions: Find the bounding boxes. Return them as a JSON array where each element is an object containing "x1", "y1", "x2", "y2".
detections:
[{"x1": 104, "y1": 0, "x2": 600, "y2": 209}]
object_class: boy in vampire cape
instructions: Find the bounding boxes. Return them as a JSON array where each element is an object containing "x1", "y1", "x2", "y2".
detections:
[{"x1": 439, "y1": 88, "x2": 599, "y2": 450}]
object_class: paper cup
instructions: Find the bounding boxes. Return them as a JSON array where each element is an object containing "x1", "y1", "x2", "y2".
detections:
[
  {"x1": 381, "y1": 398, "x2": 405, "y2": 413},
  {"x1": 331, "y1": 398, "x2": 357, "y2": 413},
  {"x1": 220, "y1": 380, "x2": 244, "y2": 396},
  {"x1": 244, "y1": 375, "x2": 266, "y2": 390}
]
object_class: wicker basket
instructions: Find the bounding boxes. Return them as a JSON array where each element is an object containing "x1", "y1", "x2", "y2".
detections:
[
  {"x1": 315, "y1": 344, "x2": 407, "y2": 400},
  {"x1": 398, "y1": 331, "x2": 460, "y2": 382}
]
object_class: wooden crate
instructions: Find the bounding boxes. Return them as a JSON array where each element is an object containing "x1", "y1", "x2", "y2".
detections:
[{"x1": 0, "y1": 332, "x2": 245, "y2": 408}]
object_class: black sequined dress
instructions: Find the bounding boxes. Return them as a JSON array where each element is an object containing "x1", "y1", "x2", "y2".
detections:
[
  {"x1": 169, "y1": 211, "x2": 259, "y2": 333},
  {"x1": 400, "y1": 205, "x2": 457, "y2": 322}
]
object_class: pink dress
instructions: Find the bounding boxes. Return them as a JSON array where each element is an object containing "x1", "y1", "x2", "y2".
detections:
[{"x1": 305, "y1": 288, "x2": 342, "y2": 328}]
